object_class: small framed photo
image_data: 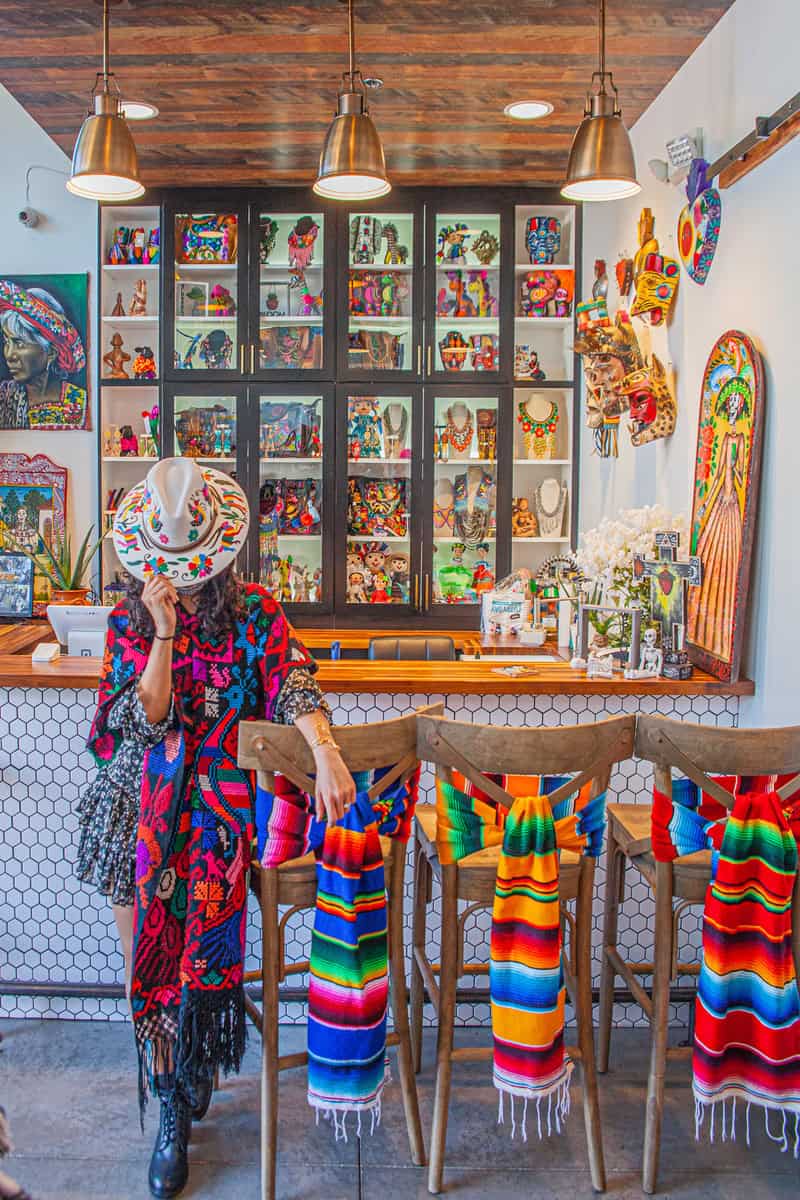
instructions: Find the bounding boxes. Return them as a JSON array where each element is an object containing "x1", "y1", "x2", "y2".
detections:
[
  {"x1": 260, "y1": 281, "x2": 291, "y2": 318},
  {"x1": 177, "y1": 280, "x2": 209, "y2": 317},
  {"x1": 0, "y1": 551, "x2": 34, "y2": 619}
]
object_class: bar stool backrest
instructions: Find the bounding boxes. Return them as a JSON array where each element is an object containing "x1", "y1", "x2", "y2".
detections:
[
  {"x1": 417, "y1": 713, "x2": 636, "y2": 809},
  {"x1": 238, "y1": 704, "x2": 443, "y2": 795},
  {"x1": 635, "y1": 713, "x2": 800, "y2": 808}
]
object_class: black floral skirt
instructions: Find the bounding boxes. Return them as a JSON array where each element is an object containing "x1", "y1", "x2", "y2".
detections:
[{"x1": 76, "y1": 775, "x2": 139, "y2": 907}]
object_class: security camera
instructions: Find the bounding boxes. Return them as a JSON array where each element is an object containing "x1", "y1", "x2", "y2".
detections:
[{"x1": 18, "y1": 207, "x2": 41, "y2": 228}]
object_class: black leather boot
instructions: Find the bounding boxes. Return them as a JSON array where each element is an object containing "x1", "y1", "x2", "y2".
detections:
[
  {"x1": 188, "y1": 1070, "x2": 213, "y2": 1123},
  {"x1": 148, "y1": 1087, "x2": 190, "y2": 1199}
]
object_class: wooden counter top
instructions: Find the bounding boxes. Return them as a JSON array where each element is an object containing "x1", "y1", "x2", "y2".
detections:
[{"x1": 0, "y1": 653, "x2": 754, "y2": 696}]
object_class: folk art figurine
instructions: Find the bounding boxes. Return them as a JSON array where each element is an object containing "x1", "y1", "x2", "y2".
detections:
[
  {"x1": 511, "y1": 497, "x2": 539, "y2": 538},
  {"x1": 111, "y1": 291, "x2": 125, "y2": 317},
  {"x1": 636, "y1": 626, "x2": 663, "y2": 677},
  {"x1": 103, "y1": 332, "x2": 130, "y2": 379},
  {"x1": 259, "y1": 217, "x2": 279, "y2": 264},
  {"x1": 620, "y1": 356, "x2": 677, "y2": 447},
  {"x1": 381, "y1": 223, "x2": 408, "y2": 264},
  {"x1": 133, "y1": 346, "x2": 157, "y2": 379},
  {"x1": 288, "y1": 216, "x2": 319, "y2": 269},
  {"x1": 677, "y1": 158, "x2": 722, "y2": 285},
  {"x1": 615, "y1": 256, "x2": 633, "y2": 297},
  {"x1": 633, "y1": 531, "x2": 702, "y2": 655},
  {"x1": 631, "y1": 207, "x2": 679, "y2": 326},
  {"x1": 347, "y1": 396, "x2": 383, "y2": 458},
  {"x1": 129, "y1": 278, "x2": 147, "y2": 316},
  {"x1": 350, "y1": 214, "x2": 382, "y2": 263},
  {"x1": 437, "y1": 223, "x2": 471, "y2": 264},
  {"x1": 471, "y1": 229, "x2": 500, "y2": 265},
  {"x1": 119, "y1": 425, "x2": 139, "y2": 457},
  {"x1": 592, "y1": 259, "x2": 609, "y2": 301},
  {"x1": 520, "y1": 270, "x2": 573, "y2": 318},
  {"x1": 514, "y1": 345, "x2": 546, "y2": 381},
  {"x1": 525, "y1": 216, "x2": 561, "y2": 265}
]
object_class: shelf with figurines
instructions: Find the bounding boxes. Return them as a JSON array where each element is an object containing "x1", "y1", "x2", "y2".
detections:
[
  {"x1": 258, "y1": 213, "x2": 326, "y2": 370},
  {"x1": 172, "y1": 212, "x2": 240, "y2": 371},
  {"x1": 347, "y1": 212, "x2": 415, "y2": 374},
  {"x1": 346, "y1": 412, "x2": 412, "y2": 604},
  {"x1": 434, "y1": 213, "x2": 501, "y2": 376},
  {"x1": 173, "y1": 396, "x2": 236, "y2": 460}
]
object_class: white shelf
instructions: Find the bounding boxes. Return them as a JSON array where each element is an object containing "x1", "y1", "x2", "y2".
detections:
[
  {"x1": 515, "y1": 316, "x2": 572, "y2": 325},
  {"x1": 434, "y1": 316, "x2": 499, "y2": 324},
  {"x1": 513, "y1": 458, "x2": 571, "y2": 466},
  {"x1": 435, "y1": 536, "x2": 496, "y2": 544},
  {"x1": 175, "y1": 315, "x2": 237, "y2": 323},
  {"x1": 348, "y1": 316, "x2": 411, "y2": 325},
  {"x1": 261, "y1": 456, "x2": 322, "y2": 465},
  {"x1": 434, "y1": 458, "x2": 497, "y2": 467},
  {"x1": 101, "y1": 315, "x2": 159, "y2": 324},
  {"x1": 266, "y1": 533, "x2": 322, "y2": 540},
  {"x1": 261, "y1": 261, "x2": 323, "y2": 270},
  {"x1": 348, "y1": 456, "x2": 411, "y2": 466},
  {"x1": 350, "y1": 262, "x2": 414, "y2": 272},
  {"x1": 515, "y1": 263, "x2": 574, "y2": 272},
  {"x1": 259, "y1": 316, "x2": 321, "y2": 325},
  {"x1": 190, "y1": 456, "x2": 236, "y2": 464},
  {"x1": 102, "y1": 264, "x2": 159, "y2": 273},
  {"x1": 347, "y1": 534, "x2": 409, "y2": 542},
  {"x1": 512, "y1": 536, "x2": 571, "y2": 544},
  {"x1": 102, "y1": 456, "x2": 158, "y2": 463},
  {"x1": 175, "y1": 263, "x2": 238, "y2": 272}
]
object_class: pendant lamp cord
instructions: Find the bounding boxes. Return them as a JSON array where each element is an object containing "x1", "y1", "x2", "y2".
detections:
[
  {"x1": 102, "y1": 0, "x2": 110, "y2": 89},
  {"x1": 347, "y1": 0, "x2": 355, "y2": 81},
  {"x1": 598, "y1": 0, "x2": 606, "y2": 79}
]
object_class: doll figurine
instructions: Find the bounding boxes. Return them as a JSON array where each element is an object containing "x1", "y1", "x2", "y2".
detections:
[
  {"x1": 103, "y1": 332, "x2": 130, "y2": 379},
  {"x1": 143, "y1": 226, "x2": 160, "y2": 264},
  {"x1": 437, "y1": 224, "x2": 471, "y2": 264},
  {"x1": 133, "y1": 346, "x2": 157, "y2": 380},
  {"x1": 511, "y1": 497, "x2": 539, "y2": 538},
  {"x1": 108, "y1": 227, "x2": 130, "y2": 265},
  {"x1": 128, "y1": 227, "x2": 146, "y2": 264},
  {"x1": 129, "y1": 278, "x2": 147, "y2": 316},
  {"x1": 350, "y1": 214, "x2": 382, "y2": 264},
  {"x1": 388, "y1": 552, "x2": 410, "y2": 603},
  {"x1": 119, "y1": 425, "x2": 139, "y2": 457},
  {"x1": 111, "y1": 291, "x2": 125, "y2": 318},
  {"x1": 347, "y1": 570, "x2": 369, "y2": 604},
  {"x1": 347, "y1": 396, "x2": 383, "y2": 458}
]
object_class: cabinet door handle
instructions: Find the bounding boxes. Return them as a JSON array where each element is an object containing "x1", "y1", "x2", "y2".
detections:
[
  {"x1": 424, "y1": 573, "x2": 430, "y2": 608},
  {"x1": 239, "y1": 343, "x2": 244, "y2": 373},
  {"x1": 417, "y1": 344, "x2": 422, "y2": 375},
  {"x1": 250, "y1": 343, "x2": 255, "y2": 373},
  {"x1": 413, "y1": 573, "x2": 420, "y2": 609},
  {"x1": 427, "y1": 345, "x2": 432, "y2": 375}
]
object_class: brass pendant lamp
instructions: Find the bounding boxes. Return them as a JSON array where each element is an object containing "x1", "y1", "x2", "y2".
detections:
[
  {"x1": 67, "y1": 0, "x2": 145, "y2": 201},
  {"x1": 561, "y1": 0, "x2": 641, "y2": 202},
  {"x1": 313, "y1": 0, "x2": 390, "y2": 200}
]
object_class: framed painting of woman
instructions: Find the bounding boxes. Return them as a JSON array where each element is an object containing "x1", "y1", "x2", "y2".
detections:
[
  {"x1": 0, "y1": 274, "x2": 89, "y2": 430},
  {"x1": 687, "y1": 331, "x2": 765, "y2": 682},
  {"x1": 0, "y1": 452, "x2": 68, "y2": 607}
]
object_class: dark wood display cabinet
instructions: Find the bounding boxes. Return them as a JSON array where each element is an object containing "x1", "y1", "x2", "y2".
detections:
[{"x1": 97, "y1": 187, "x2": 581, "y2": 629}]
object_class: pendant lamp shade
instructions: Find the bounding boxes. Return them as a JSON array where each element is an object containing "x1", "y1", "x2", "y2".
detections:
[
  {"x1": 313, "y1": 90, "x2": 390, "y2": 199},
  {"x1": 313, "y1": 0, "x2": 390, "y2": 200},
  {"x1": 561, "y1": 0, "x2": 640, "y2": 202},
  {"x1": 67, "y1": 92, "x2": 145, "y2": 201},
  {"x1": 561, "y1": 92, "x2": 641, "y2": 202}
]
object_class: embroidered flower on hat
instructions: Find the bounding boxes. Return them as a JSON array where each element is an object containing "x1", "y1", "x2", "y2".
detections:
[
  {"x1": 143, "y1": 555, "x2": 169, "y2": 576},
  {"x1": 188, "y1": 553, "x2": 214, "y2": 579}
]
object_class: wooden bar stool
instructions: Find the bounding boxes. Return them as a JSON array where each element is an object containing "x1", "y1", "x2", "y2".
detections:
[
  {"x1": 237, "y1": 713, "x2": 428, "y2": 1200},
  {"x1": 597, "y1": 713, "x2": 800, "y2": 1194},
  {"x1": 411, "y1": 713, "x2": 636, "y2": 1195}
]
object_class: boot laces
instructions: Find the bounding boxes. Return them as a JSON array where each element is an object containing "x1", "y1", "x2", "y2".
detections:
[{"x1": 157, "y1": 1093, "x2": 187, "y2": 1152}]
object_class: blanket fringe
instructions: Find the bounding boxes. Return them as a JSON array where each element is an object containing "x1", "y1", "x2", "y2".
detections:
[
  {"x1": 694, "y1": 1093, "x2": 800, "y2": 1159},
  {"x1": 495, "y1": 1065, "x2": 573, "y2": 1142},
  {"x1": 309, "y1": 1094, "x2": 384, "y2": 1144}
]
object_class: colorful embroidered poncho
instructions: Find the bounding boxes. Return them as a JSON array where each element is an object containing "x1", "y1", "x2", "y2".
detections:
[
  {"x1": 436, "y1": 771, "x2": 606, "y2": 1138},
  {"x1": 87, "y1": 587, "x2": 316, "y2": 1110},
  {"x1": 652, "y1": 775, "x2": 800, "y2": 1155},
  {"x1": 255, "y1": 766, "x2": 419, "y2": 1134}
]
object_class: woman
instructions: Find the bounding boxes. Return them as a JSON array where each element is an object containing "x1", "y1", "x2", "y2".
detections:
[
  {"x1": 0, "y1": 280, "x2": 87, "y2": 429},
  {"x1": 76, "y1": 458, "x2": 354, "y2": 1200}
]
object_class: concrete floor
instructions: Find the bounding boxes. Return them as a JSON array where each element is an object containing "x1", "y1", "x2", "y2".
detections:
[{"x1": 1, "y1": 1018, "x2": 798, "y2": 1199}]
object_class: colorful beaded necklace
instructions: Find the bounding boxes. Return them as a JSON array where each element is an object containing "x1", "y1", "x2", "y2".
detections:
[{"x1": 517, "y1": 397, "x2": 559, "y2": 459}]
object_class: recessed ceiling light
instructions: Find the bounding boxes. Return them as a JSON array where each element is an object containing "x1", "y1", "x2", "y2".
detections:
[
  {"x1": 504, "y1": 100, "x2": 554, "y2": 120},
  {"x1": 120, "y1": 99, "x2": 159, "y2": 121},
  {"x1": 363, "y1": 77, "x2": 383, "y2": 90}
]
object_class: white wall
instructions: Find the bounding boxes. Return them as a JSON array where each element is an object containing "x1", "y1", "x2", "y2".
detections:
[
  {"x1": 0, "y1": 83, "x2": 97, "y2": 546},
  {"x1": 580, "y1": 0, "x2": 800, "y2": 724}
]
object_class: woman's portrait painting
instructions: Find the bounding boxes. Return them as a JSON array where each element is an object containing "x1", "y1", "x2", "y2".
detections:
[
  {"x1": 687, "y1": 331, "x2": 764, "y2": 683},
  {"x1": 0, "y1": 273, "x2": 89, "y2": 430}
]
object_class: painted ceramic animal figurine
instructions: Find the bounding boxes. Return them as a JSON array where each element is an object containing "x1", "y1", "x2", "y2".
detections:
[
  {"x1": 467, "y1": 270, "x2": 498, "y2": 317},
  {"x1": 381, "y1": 223, "x2": 408, "y2": 264},
  {"x1": 621, "y1": 355, "x2": 677, "y2": 447},
  {"x1": 291, "y1": 271, "x2": 322, "y2": 316},
  {"x1": 520, "y1": 271, "x2": 559, "y2": 317},
  {"x1": 103, "y1": 332, "x2": 130, "y2": 379},
  {"x1": 288, "y1": 216, "x2": 319, "y2": 269},
  {"x1": 129, "y1": 278, "x2": 147, "y2": 316}
]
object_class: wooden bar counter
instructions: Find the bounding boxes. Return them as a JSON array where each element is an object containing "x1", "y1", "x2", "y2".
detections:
[{"x1": 0, "y1": 652, "x2": 753, "y2": 696}]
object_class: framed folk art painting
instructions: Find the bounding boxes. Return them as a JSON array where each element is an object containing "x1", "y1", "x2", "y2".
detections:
[
  {"x1": 0, "y1": 274, "x2": 89, "y2": 430},
  {"x1": 686, "y1": 331, "x2": 764, "y2": 682},
  {"x1": 0, "y1": 452, "x2": 68, "y2": 609}
]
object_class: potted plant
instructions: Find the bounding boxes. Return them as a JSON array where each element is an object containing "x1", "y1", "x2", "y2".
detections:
[{"x1": 10, "y1": 525, "x2": 106, "y2": 604}]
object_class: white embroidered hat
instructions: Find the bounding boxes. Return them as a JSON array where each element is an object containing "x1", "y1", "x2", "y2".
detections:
[{"x1": 112, "y1": 457, "x2": 249, "y2": 585}]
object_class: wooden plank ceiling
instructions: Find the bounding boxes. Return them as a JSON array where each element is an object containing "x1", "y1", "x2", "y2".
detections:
[{"x1": 0, "y1": 0, "x2": 734, "y2": 188}]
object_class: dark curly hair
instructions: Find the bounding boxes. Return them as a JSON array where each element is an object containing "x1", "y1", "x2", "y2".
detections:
[{"x1": 123, "y1": 565, "x2": 247, "y2": 642}]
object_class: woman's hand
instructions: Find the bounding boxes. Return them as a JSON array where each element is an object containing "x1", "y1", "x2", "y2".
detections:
[
  {"x1": 313, "y1": 745, "x2": 356, "y2": 825},
  {"x1": 141, "y1": 576, "x2": 178, "y2": 638}
]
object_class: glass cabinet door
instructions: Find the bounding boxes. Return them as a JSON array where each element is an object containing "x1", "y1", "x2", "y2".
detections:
[
  {"x1": 255, "y1": 210, "x2": 326, "y2": 374},
  {"x1": 258, "y1": 391, "x2": 327, "y2": 606},
  {"x1": 429, "y1": 209, "x2": 502, "y2": 379},
  {"x1": 170, "y1": 207, "x2": 244, "y2": 373},
  {"x1": 513, "y1": 203, "x2": 575, "y2": 385},
  {"x1": 169, "y1": 389, "x2": 241, "y2": 473},
  {"x1": 341, "y1": 209, "x2": 418, "y2": 377},
  {"x1": 343, "y1": 390, "x2": 417, "y2": 608},
  {"x1": 429, "y1": 391, "x2": 500, "y2": 609}
]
